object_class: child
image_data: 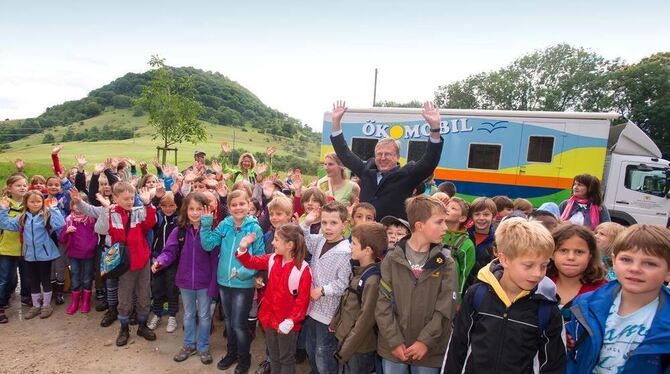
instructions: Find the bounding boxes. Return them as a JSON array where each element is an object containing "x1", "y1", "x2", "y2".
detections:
[
  {"x1": 58, "y1": 195, "x2": 98, "y2": 314},
  {"x1": 442, "y1": 197, "x2": 476, "y2": 296},
  {"x1": 468, "y1": 197, "x2": 497, "y2": 279},
  {"x1": 492, "y1": 195, "x2": 513, "y2": 228},
  {"x1": 152, "y1": 192, "x2": 215, "y2": 365},
  {"x1": 529, "y1": 209, "x2": 560, "y2": 231},
  {"x1": 30, "y1": 175, "x2": 47, "y2": 194},
  {"x1": 236, "y1": 224, "x2": 312, "y2": 374},
  {"x1": 594, "y1": 221, "x2": 625, "y2": 281},
  {"x1": 45, "y1": 174, "x2": 72, "y2": 305},
  {"x1": 559, "y1": 173, "x2": 611, "y2": 230},
  {"x1": 301, "y1": 201, "x2": 352, "y2": 374},
  {"x1": 380, "y1": 216, "x2": 411, "y2": 259},
  {"x1": 295, "y1": 187, "x2": 328, "y2": 234},
  {"x1": 200, "y1": 189, "x2": 265, "y2": 374},
  {"x1": 442, "y1": 217, "x2": 565, "y2": 373},
  {"x1": 566, "y1": 224, "x2": 670, "y2": 372},
  {"x1": 376, "y1": 195, "x2": 458, "y2": 373},
  {"x1": 331, "y1": 222, "x2": 387, "y2": 373},
  {"x1": 547, "y1": 224, "x2": 607, "y2": 321},
  {"x1": 72, "y1": 183, "x2": 157, "y2": 346},
  {"x1": 0, "y1": 174, "x2": 30, "y2": 323},
  {"x1": 351, "y1": 203, "x2": 376, "y2": 226},
  {"x1": 513, "y1": 198, "x2": 533, "y2": 216},
  {"x1": 148, "y1": 191, "x2": 181, "y2": 333},
  {"x1": 437, "y1": 181, "x2": 456, "y2": 198},
  {"x1": 0, "y1": 190, "x2": 65, "y2": 320}
]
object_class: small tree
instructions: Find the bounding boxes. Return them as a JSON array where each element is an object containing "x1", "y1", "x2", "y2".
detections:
[{"x1": 136, "y1": 55, "x2": 206, "y2": 164}]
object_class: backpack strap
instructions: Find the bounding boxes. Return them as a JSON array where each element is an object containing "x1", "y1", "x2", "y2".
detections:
[
  {"x1": 268, "y1": 253, "x2": 306, "y2": 297},
  {"x1": 356, "y1": 264, "x2": 381, "y2": 304},
  {"x1": 471, "y1": 282, "x2": 488, "y2": 311}
]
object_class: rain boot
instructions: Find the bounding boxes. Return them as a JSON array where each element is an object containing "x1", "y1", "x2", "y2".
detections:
[
  {"x1": 80, "y1": 289, "x2": 92, "y2": 314},
  {"x1": 66, "y1": 290, "x2": 81, "y2": 315}
]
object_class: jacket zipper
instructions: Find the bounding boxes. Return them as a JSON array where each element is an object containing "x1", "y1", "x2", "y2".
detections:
[
  {"x1": 227, "y1": 227, "x2": 238, "y2": 285},
  {"x1": 494, "y1": 307, "x2": 510, "y2": 373},
  {"x1": 191, "y1": 229, "x2": 195, "y2": 289}
]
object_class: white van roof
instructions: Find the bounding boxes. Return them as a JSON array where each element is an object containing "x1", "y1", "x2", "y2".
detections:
[{"x1": 340, "y1": 107, "x2": 622, "y2": 121}]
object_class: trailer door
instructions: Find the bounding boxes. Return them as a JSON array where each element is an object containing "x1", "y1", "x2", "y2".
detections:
[{"x1": 517, "y1": 122, "x2": 566, "y2": 189}]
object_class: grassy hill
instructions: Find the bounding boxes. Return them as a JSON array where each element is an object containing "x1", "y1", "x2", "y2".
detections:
[{"x1": 0, "y1": 109, "x2": 321, "y2": 182}]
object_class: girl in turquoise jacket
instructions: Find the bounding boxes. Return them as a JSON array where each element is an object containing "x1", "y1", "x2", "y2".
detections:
[{"x1": 200, "y1": 189, "x2": 265, "y2": 372}]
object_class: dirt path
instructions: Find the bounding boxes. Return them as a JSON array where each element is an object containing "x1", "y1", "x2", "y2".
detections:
[{"x1": 0, "y1": 292, "x2": 311, "y2": 374}]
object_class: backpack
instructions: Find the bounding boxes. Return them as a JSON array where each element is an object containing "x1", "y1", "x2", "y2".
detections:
[
  {"x1": 444, "y1": 235, "x2": 467, "y2": 264},
  {"x1": 18, "y1": 212, "x2": 58, "y2": 247},
  {"x1": 471, "y1": 282, "x2": 552, "y2": 336},
  {"x1": 99, "y1": 211, "x2": 131, "y2": 280},
  {"x1": 267, "y1": 253, "x2": 308, "y2": 297},
  {"x1": 352, "y1": 263, "x2": 381, "y2": 304}
]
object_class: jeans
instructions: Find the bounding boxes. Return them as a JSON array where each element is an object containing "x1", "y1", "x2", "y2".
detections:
[
  {"x1": 69, "y1": 257, "x2": 94, "y2": 291},
  {"x1": 181, "y1": 288, "x2": 212, "y2": 352},
  {"x1": 381, "y1": 359, "x2": 440, "y2": 374},
  {"x1": 344, "y1": 351, "x2": 376, "y2": 374},
  {"x1": 304, "y1": 316, "x2": 339, "y2": 374},
  {"x1": 0, "y1": 255, "x2": 29, "y2": 307},
  {"x1": 266, "y1": 329, "x2": 297, "y2": 374},
  {"x1": 219, "y1": 286, "x2": 254, "y2": 357}
]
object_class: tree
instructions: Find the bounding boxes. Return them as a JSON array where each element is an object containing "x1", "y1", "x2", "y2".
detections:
[
  {"x1": 42, "y1": 133, "x2": 55, "y2": 144},
  {"x1": 434, "y1": 44, "x2": 620, "y2": 112},
  {"x1": 135, "y1": 55, "x2": 207, "y2": 163},
  {"x1": 611, "y1": 53, "x2": 670, "y2": 158}
]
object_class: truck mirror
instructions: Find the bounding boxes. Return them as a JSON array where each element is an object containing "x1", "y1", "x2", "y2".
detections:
[{"x1": 638, "y1": 163, "x2": 653, "y2": 172}]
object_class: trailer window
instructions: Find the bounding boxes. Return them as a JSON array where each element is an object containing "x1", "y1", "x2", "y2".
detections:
[
  {"x1": 468, "y1": 144, "x2": 501, "y2": 170},
  {"x1": 624, "y1": 165, "x2": 667, "y2": 197},
  {"x1": 527, "y1": 136, "x2": 554, "y2": 163},
  {"x1": 351, "y1": 137, "x2": 378, "y2": 161},
  {"x1": 407, "y1": 140, "x2": 427, "y2": 163}
]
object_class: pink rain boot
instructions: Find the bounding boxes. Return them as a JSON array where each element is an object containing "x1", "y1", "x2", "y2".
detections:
[
  {"x1": 80, "y1": 290, "x2": 92, "y2": 314},
  {"x1": 66, "y1": 290, "x2": 81, "y2": 315}
]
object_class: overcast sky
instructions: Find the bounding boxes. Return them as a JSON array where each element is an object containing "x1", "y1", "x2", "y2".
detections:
[{"x1": 1, "y1": 0, "x2": 668, "y2": 130}]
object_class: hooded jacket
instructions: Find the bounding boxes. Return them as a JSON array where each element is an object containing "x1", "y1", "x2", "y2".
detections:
[
  {"x1": 301, "y1": 223, "x2": 352, "y2": 325},
  {"x1": 156, "y1": 225, "x2": 214, "y2": 291},
  {"x1": 443, "y1": 229, "x2": 476, "y2": 295},
  {"x1": 566, "y1": 281, "x2": 670, "y2": 373},
  {"x1": 236, "y1": 251, "x2": 312, "y2": 332},
  {"x1": 0, "y1": 198, "x2": 23, "y2": 257},
  {"x1": 76, "y1": 201, "x2": 156, "y2": 271},
  {"x1": 442, "y1": 260, "x2": 566, "y2": 374},
  {"x1": 330, "y1": 262, "x2": 381, "y2": 363},
  {"x1": 0, "y1": 207, "x2": 65, "y2": 262},
  {"x1": 58, "y1": 214, "x2": 97, "y2": 259},
  {"x1": 200, "y1": 214, "x2": 265, "y2": 289},
  {"x1": 376, "y1": 238, "x2": 459, "y2": 368},
  {"x1": 466, "y1": 225, "x2": 496, "y2": 290}
]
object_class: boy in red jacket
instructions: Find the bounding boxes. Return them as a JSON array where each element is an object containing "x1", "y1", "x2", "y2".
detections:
[{"x1": 72, "y1": 182, "x2": 156, "y2": 346}]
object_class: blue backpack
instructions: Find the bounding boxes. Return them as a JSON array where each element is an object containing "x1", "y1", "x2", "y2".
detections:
[{"x1": 471, "y1": 283, "x2": 552, "y2": 336}]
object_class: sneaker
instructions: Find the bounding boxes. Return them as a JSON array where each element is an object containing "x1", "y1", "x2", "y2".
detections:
[
  {"x1": 200, "y1": 351, "x2": 213, "y2": 365},
  {"x1": 40, "y1": 305, "x2": 54, "y2": 319},
  {"x1": 21, "y1": 296, "x2": 32, "y2": 307},
  {"x1": 147, "y1": 315, "x2": 161, "y2": 330},
  {"x1": 100, "y1": 308, "x2": 118, "y2": 327},
  {"x1": 95, "y1": 299, "x2": 109, "y2": 312},
  {"x1": 0, "y1": 308, "x2": 7, "y2": 324},
  {"x1": 24, "y1": 306, "x2": 41, "y2": 320},
  {"x1": 137, "y1": 322, "x2": 157, "y2": 341},
  {"x1": 166, "y1": 316, "x2": 177, "y2": 333},
  {"x1": 254, "y1": 359, "x2": 271, "y2": 374},
  {"x1": 217, "y1": 353, "x2": 238, "y2": 370},
  {"x1": 235, "y1": 354, "x2": 251, "y2": 374},
  {"x1": 174, "y1": 345, "x2": 197, "y2": 362}
]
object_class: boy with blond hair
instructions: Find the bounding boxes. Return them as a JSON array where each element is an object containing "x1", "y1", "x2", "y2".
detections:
[
  {"x1": 442, "y1": 217, "x2": 565, "y2": 374},
  {"x1": 377, "y1": 195, "x2": 458, "y2": 373},
  {"x1": 566, "y1": 224, "x2": 670, "y2": 373}
]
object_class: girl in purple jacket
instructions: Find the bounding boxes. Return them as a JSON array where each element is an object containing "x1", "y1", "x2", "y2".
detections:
[
  {"x1": 151, "y1": 192, "x2": 216, "y2": 365},
  {"x1": 59, "y1": 196, "x2": 98, "y2": 315}
]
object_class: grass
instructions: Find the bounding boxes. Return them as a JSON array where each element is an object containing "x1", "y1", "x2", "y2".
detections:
[{"x1": 0, "y1": 109, "x2": 321, "y2": 182}]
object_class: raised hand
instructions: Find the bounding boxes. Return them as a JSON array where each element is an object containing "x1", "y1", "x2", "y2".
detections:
[
  {"x1": 66, "y1": 225, "x2": 77, "y2": 233},
  {"x1": 96, "y1": 193, "x2": 110, "y2": 208},
  {"x1": 52, "y1": 144, "x2": 63, "y2": 155},
  {"x1": 216, "y1": 181, "x2": 228, "y2": 197},
  {"x1": 183, "y1": 170, "x2": 196, "y2": 184},
  {"x1": 103, "y1": 158, "x2": 113, "y2": 171},
  {"x1": 202, "y1": 205, "x2": 214, "y2": 218},
  {"x1": 256, "y1": 162, "x2": 268, "y2": 176},
  {"x1": 75, "y1": 154, "x2": 88, "y2": 170},
  {"x1": 303, "y1": 207, "x2": 320, "y2": 226},
  {"x1": 291, "y1": 171, "x2": 303, "y2": 196},
  {"x1": 155, "y1": 183, "x2": 166, "y2": 198},
  {"x1": 331, "y1": 100, "x2": 347, "y2": 130},
  {"x1": 139, "y1": 161, "x2": 147, "y2": 170},
  {"x1": 138, "y1": 187, "x2": 151, "y2": 205},
  {"x1": 93, "y1": 163, "x2": 105, "y2": 175},
  {"x1": 211, "y1": 159, "x2": 222, "y2": 175},
  {"x1": 110, "y1": 158, "x2": 119, "y2": 170},
  {"x1": 220, "y1": 142, "x2": 231, "y2": 155},
  {"x1": 69, "y1": 188, "x2": 82, "y2": 204},
  {"x1": 265, "y1": 146, "x2": 277, "y2": 158},
  {"x1": 161, "y1": 164, "x2": 173, "y2": 178},
  {"x1": 238, "y1": 232, "x2": 256, "y2": 252},
  {"x1": 0, "y1": 198, "x2": 10, "y2": 210},
  {"x1": 421, "y1": 101, "x2": 441, "y2": 130},
  {"x1": 14, "y1": 158, "x2": 24, "y2": 171},
  {"x1": 125, "y1": 158, "x2": 136, "y2": 166},
  {"x1": 152, "y1": 158, "x2": 160, "y2": 168}
]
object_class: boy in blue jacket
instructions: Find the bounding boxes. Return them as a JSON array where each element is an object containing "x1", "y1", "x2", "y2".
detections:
[{"x1": 566, "y1": 224, "x2": 670, "y2": 373}]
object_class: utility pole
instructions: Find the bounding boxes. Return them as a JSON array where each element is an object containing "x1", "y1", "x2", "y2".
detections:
[{"x1": 372, "y1": 68, "x2": 378, "y2": 107}]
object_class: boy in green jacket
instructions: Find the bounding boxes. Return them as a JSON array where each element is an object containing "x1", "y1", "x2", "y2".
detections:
[{"x1": 442, "y1": 197, "x2": 476, "y2": 296}]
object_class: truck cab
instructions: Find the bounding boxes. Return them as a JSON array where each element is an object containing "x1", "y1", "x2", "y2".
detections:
[{"x1": 603, "y1": 123, "x2": 670, "y2": 226}]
